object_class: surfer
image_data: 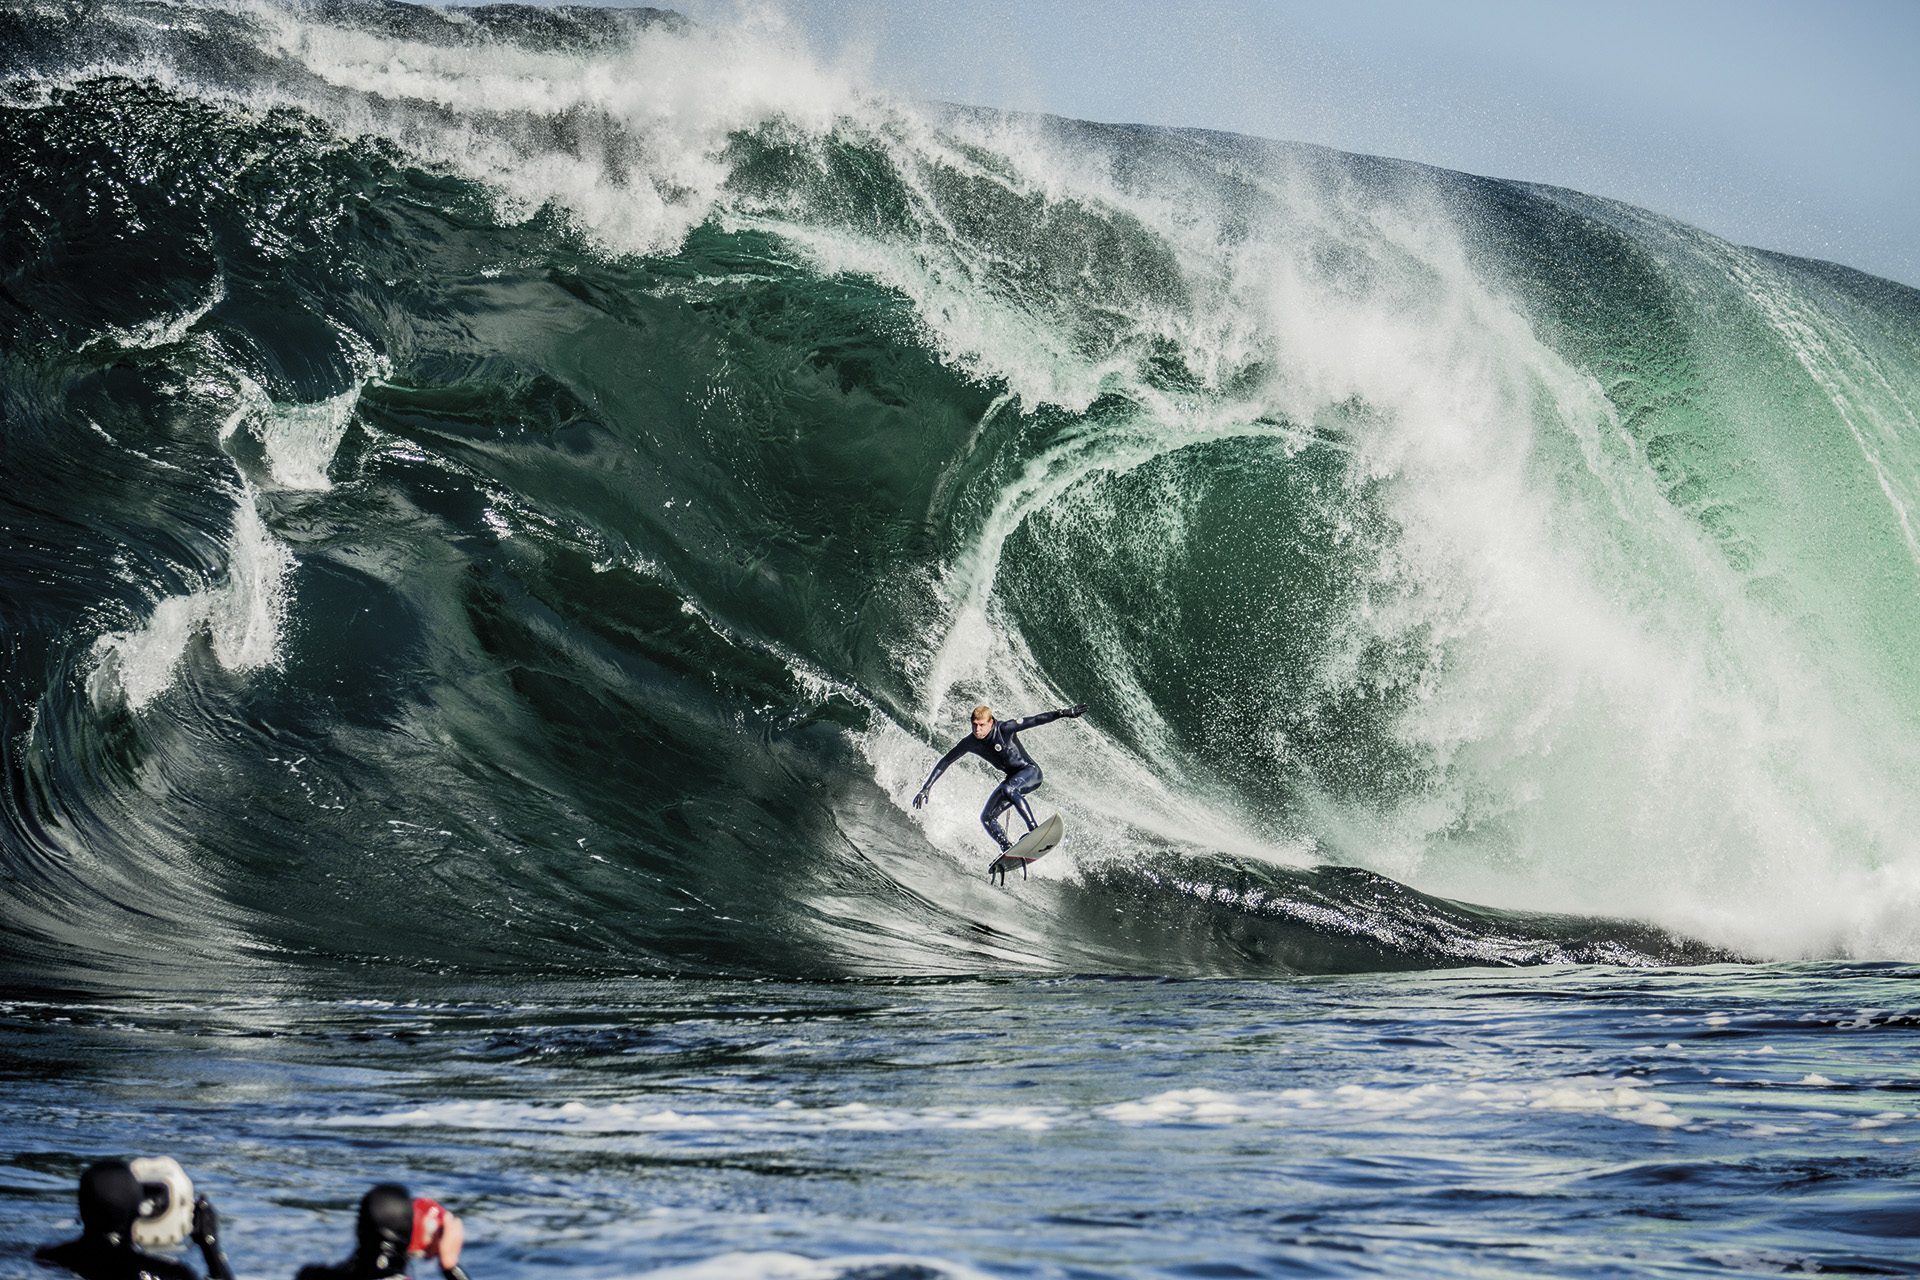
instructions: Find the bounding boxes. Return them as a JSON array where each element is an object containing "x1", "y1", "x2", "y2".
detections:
[
  {"x1": 913, "y1": 703, "x2": 1085, "y2": 851},
  {"x1": 35, "y1": 1161, "x2": 234, "y2": 1280}
]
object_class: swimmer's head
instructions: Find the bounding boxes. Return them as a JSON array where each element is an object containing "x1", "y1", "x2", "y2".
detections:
[
  {"x1": 971, "y1": 706, "x2": 993, "y2": 737},
  {"x1": 78, "y1": 1161, "x2": 142, "y2": 1238},
  {"x1": 356, "y1": 1184, "x2": 412, "y2": 1275}
]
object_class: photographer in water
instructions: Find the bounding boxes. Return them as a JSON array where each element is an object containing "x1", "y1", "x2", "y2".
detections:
[
  {"x1": 35, "y1": 1159, "x2": 234, "y2": 1280},
  {"x1": 296, "y1": 1183, "x2": 470, "y2": 1280}
]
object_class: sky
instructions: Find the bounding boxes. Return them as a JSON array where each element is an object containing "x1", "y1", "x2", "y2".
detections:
[{"x1": 668, "y1": 0, "x2": 1920, "y2": 287}]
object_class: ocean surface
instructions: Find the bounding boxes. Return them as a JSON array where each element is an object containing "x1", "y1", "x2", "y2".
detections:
[
  {"x1": 3, "y1": 969, "x2": 1919, "y2": 1279},
  {"x1": 2, "y1": 2, "x2": 1919, "y2": 1276}
]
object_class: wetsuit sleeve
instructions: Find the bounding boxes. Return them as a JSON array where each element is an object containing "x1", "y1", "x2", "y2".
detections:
[
  {"x1": 919, "y1": 739, "x2": 971, "y2": 793},
  {"x1": 142, "y1": 1254, "x2": 202, "y2": 1280},
  {"x1": 32, "y1": 1240, "x2": 80, "y2": 1272},
  {"x1": 1004, "y1": 709, "x2": 1066, "y2": 733},
  {"x1": 193, "y1": 1197, "x2": 235, "y2": 1280}
]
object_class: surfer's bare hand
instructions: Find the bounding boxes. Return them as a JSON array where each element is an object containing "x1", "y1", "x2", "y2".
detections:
[
  {"x1": 1064, "y1": 703, "x2": 1087, "y2": 718},
  {"x1": 912, "y1": 788, "x2": 930, "y2": 809}
]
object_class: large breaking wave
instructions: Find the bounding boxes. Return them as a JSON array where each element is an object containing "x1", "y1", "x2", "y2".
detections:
[{"x1": 4, "y1": 0, "x2": 1918, "y2": 980}]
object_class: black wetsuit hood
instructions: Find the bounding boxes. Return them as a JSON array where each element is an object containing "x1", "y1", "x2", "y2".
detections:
[
  {"x1": 295, "y1": 1183, "x2": 414, "y2": 1280},
  {"x1": 76, "y1": 1164, "x2": 142, "y2": 1239}
]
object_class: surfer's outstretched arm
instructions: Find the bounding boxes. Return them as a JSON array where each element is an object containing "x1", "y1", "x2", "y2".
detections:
[
  {"x1": 1005, "y1": 704, "x2": 1087, "y2": 733},
  {"x1": 912, "y1": 739, "x2": 970, "y2": 809}
]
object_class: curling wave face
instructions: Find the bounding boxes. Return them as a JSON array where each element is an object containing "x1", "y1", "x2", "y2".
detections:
[{"x1": 3, "y1": 0, "x2": 1919, "y2": 980}]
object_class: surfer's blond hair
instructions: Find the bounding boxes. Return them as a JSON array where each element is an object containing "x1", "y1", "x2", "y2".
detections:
[{"x1": 972, "y1": 704, "x2": 993, "y2": 723}]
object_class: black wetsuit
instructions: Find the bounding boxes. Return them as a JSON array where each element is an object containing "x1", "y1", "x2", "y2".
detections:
[
  {"x1": 920, "y1": 709, "x2": 1074, "y2": 850},
  {"x1": 296, "y1": 1256, "x2": 401, "y2": 1280},
  {"x1": 35, "y1": 1237, "x2": 227, "y2": 1280},
  {"x1": 37, "y1": 1163, "x2": 232, "y2": 1280},
  {"x1": 297, "y1": 1246, "x2": 471, "y2": 1280},
  {"x1": 296, "y1": 1255, "x2": 396, "y2": 1280}
]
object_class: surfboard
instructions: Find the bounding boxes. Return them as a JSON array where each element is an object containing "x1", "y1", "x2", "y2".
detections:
[{"x1": 988, "y1": 813, "x2": 1064, "y2": 884}]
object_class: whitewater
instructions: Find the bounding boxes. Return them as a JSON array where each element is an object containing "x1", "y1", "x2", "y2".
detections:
[{"x1": 1, "y1": 3, "x2": 1917, "y2": 1277}]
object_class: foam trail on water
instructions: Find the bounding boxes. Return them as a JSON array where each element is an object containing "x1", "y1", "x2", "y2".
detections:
[
  {"x1": 259, "y1": 387, "x2": 359, "y2": 491},
  {"x1": 82, "y1": 277, "x2": 227, "y2": 352},
  {"x1": 85, "y1": 334, "x2": 371, "y2": 712},
  {"x1": 89, "y1": 486, "x2": 294, "y2": 712}
]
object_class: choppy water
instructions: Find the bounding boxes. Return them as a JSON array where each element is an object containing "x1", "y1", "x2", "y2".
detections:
[
  {"x1": 3, "y1": 967, "x2": 1919, "y2": 1279},
  {"x1": 5, "y1": 1, "x2": 1920, "y2": 1275}
]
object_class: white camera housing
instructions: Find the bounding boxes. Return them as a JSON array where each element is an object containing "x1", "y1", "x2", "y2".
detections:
[{"x1": 128, "y1": 1157, "x2": 194, "y2": 1247}]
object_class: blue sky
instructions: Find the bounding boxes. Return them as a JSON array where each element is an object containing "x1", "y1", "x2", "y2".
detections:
[{"x1": 673, "y1": 0, "x2": 1920, "y2": 287}]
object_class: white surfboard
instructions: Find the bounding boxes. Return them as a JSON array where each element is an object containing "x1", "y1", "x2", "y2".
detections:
[{"x1": 988, "y1": 813, "x2": 1064, "y2": 883}]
